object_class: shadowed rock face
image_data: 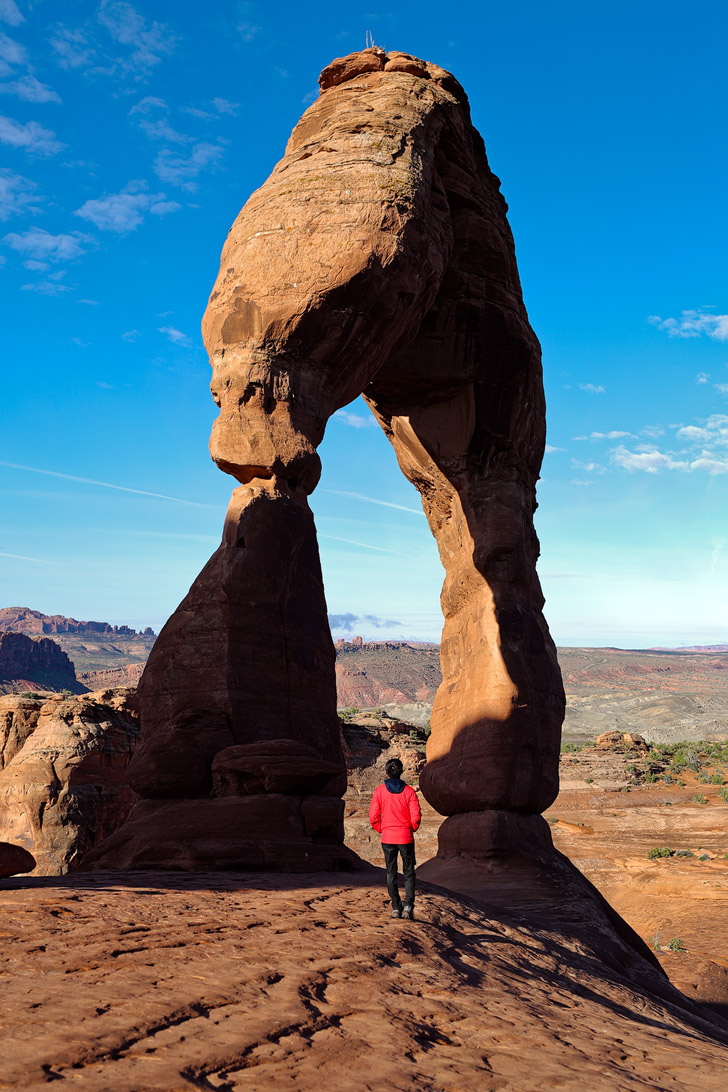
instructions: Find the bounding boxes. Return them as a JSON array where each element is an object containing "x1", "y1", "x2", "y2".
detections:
[{"x1": 87, "y1": 48, "x2": 564, "y2": 871}]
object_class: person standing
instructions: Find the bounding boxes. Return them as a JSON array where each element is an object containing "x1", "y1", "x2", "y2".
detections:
[{"x1": 369, "y1": 757, "x2": 422, "y2": 919}]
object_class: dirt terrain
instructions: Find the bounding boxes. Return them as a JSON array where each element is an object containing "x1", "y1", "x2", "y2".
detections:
[{"x1": 546, "y1": 738, "x2": 728, "y2": 1010}]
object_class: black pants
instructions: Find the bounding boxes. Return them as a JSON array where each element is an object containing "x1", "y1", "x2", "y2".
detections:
[{"x1": 382, "y1": 842, "x2": 416, "y2": 910}]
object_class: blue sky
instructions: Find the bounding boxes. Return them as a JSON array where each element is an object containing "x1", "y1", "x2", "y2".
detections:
[{"x1": 1, "y1": 0, "x2": 727, "y2": 647}]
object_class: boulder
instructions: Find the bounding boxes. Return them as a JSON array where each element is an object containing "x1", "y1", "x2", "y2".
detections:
[
  {"x1": 0, "y1": 691, "x2": 139, "y2": 874},
  {"x1": 0, "y1": 840, "x2": 35, "y2": 879}
]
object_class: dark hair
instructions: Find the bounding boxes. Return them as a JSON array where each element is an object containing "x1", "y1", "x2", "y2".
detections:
[{"x1": 385, "y1": 758, "x2": 403, "y2": 778}]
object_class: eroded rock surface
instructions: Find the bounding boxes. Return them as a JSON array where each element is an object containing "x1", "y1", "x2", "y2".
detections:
[
  {"x1": 1, "y1": 870, "x2": 727, "y2": 1091},
  {"x1": 0, "y1": 690, "x2": 139, "y2": 874},
  {"x1": 91, "y1": 47, "x2": 563, "y2": 871}
]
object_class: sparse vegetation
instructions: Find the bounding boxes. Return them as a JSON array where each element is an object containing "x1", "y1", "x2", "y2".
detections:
[
  {"x1": 561, "y1": 742, "x2": 582, "y2": 753},
  {"x1": 692, "y1": 793, "x2": 707, "y2": 804},
  {"x1": 675, "y1": 849, "x2": 694, "y2": 858},
  {"x1": 647, "y1": 846, "x2": 674, "y2": 859},
  {"x1": 718, "y1": 787, "x2": 728, "y2": 803},
  {"x1": 650, "y1": 932, "x2": 664, "y2": 950},
  {"x1": 667, "y1": 938, "x2": 685, "y2": 952}
]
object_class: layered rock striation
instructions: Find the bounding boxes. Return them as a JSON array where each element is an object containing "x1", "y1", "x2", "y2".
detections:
[{"x1": 89, "y1": 48, "x2": 564, "y2": 871}]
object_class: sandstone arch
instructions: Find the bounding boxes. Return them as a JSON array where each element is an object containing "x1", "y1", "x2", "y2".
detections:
[{"x1": 86, "y1": 48, "x2": 565, "y2": 872}]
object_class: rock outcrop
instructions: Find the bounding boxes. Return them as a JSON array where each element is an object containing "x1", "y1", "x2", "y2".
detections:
[
  {"x1": 0, "y1": 632, "x2": 86, "y2": 696},
  {"x1": 0, "y1": 690, "x2": 139, "y2": 873},
  {"x1": 89, "y1": 48, "x2": 564, "y2": 872}
]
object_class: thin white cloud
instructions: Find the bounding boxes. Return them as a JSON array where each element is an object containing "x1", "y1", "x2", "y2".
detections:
[
  {"x1": 333, "y1": 408, "x2": 377, "y2": 429},
  {"x1": 21, "y1": 279, "x2": 72, "y2": 296},
  {"x1": 325, "y1": 489, "x2": 424, "y2": 515},
  {"x1": 0, "y1": 114, "x2": 63, "y2": 156},
  {"x1": 578, "y1": 383, "x2": 606, "y2": 394},
  {"x1": 74, "y1": 182, "x2": 180, "y2": 232},
  {"x1": 0, "y1": 30, "x2": 25, "y2": 67},
  {"x1": 154, "y1": 142, "x2": 223, "y2": 188},
  {"x1": 696, "y1": 372, "x2": 710, "y2": 384},
  {"x1": 0, "y1": 2, "x2": 23, "y2": 27},
  {"x1": 3, "y1": 226, "x2": 92, "y2": 262},
  {"x1": 319, "y1": 534, "x2": 411, "y2": 557},
  {"x1": 129, "y1": 96, "x2": 190, "y2": 144},
  {"x1": 51, "y1": 4, "x2": 176, "y2": 83},
  {"x1": 238, "y1": 22, "x2": 259, "y2": 42},
  {"x1": 50, "y1": 27, "x2": 95, "y2": 71},
  {"x1": 613, "y1": 446, "x2": 687, "y2": 473},
  {"x1": 0, "y1": 551, "x2": 54, "y2": 564},
  {"x1": 571, "y1": 460, "x2": 605, "y2": 473},
  {"x1": 574, "y1": 430, "x2": 633, "y2": 441},
  {"x1": 0, "y1": 75, "x2": 61, "y2": 103},
  {"x1": 613, "y1": 420, "x2": 728, "y2": 474},
  {"x1": 0, "y1": 461, "x2": 217, "y2": 506},
  {"x1": 122, "y1": 329, "x2": 140, "y2": 341},
  {"x1": 0, "y1": 168, "x2": 39, "y2": 220},
  {"x1": 159, "y1": 325, "x2": 191, "y2": 346},
  {"x1": 649, "y1": 308, "x2": 728, "y2": 341},
  {"x1": 212, "y1": 97, "x2": 238, "y2": 115},
  {"x1": 571, "y1": 479, "x2": 593, "y2": 486},
  {"x1": 641, "y1": 424, "x2": 665, "y2": 439},
  {"x1": 715, "y1": 383, "x2": 728, "y2": 395},
  {"x1": 544, "y1": 444, "x2": 563, "y2": 453},
  {"x1": 97, "y1": 1, "x2": 176, "y2": 76},
  {"x1": 676, "y1": 425, "x2": 712, "y2": 442}
]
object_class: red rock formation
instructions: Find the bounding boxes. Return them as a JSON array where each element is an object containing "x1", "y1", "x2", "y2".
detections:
[
  {"x1": 0, "y1": 632, "x2": 86, "y2": 695},
  {"x1": 0, "y1": 690, "x2": 139, "y2": 873},
  {"x1": 89, "y1": 48, "x2": 563, "y2": 871}
]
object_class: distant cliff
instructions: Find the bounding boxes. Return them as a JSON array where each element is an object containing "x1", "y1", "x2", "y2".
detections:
[
  {"x1": 0, "y1": 633, "x2": 87, "y2": 695},
  {"x1": 0, "y1": 607, "x2": 155, "y2": 638}
]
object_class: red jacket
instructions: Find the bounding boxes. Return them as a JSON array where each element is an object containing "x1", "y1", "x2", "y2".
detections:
[{"x1": 369, "y1": 780, "x2": 421, "y2": 844}]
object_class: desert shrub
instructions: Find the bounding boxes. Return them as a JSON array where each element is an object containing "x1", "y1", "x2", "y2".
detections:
[
  {"x1": 585, "y1": 777, "x2": 593, "y2": 784},
  {"x1": 718, "y1": 787, "x2": 728, "y2": 803},
  {"x1": 675, "y1": 849, "x2": 694, "y2": 858},
  {"x1": 650, "y1": 932, "x2": 664, "y2": 950},
  {"x1": 708, "y1": 773, "x2": 725, "y2": 784},
  {"x1": 647, "y1": 846, "x2": 674, "y2": 859},
  {"x1": 667, "y1": 938, "x2": 684, "y2": 952},
  {"x1": 661, "y1": 774, "x2": 674, "y2": 785},
  {"x1": 699, "y1": 854, "x2": 711, "y2": 861},
  {"x1": 626, "y1": 763, "x2": 637, "y2": 775},
  {"x1": 643, "y1": 771, "x2": 657, "y2": 784},
  {"x1": 692, "y1": 793, "x2": 707, "y2": 804},
  {"x1": 561, "y1": 742, "x2": 582, "y2": 753}
]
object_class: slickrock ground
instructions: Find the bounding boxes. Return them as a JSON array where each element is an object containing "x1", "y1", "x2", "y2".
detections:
[{"x1": 2, "y1": 868, "x2": 728, "y2": 1091}]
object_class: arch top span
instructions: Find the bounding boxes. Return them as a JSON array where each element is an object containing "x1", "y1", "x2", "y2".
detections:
[{"x1": 84, "y1": 49, "x2": 565, "y2": 873}]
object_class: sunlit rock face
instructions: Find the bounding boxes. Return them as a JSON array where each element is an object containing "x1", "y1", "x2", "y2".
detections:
[{"x1": 86, "y1": 48, "x2": 564, "y2": 872}]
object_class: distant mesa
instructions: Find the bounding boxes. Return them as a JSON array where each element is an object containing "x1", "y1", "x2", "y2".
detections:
[{"x1": 0, "y1": 607, "x2": 155, "y2": 639}]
